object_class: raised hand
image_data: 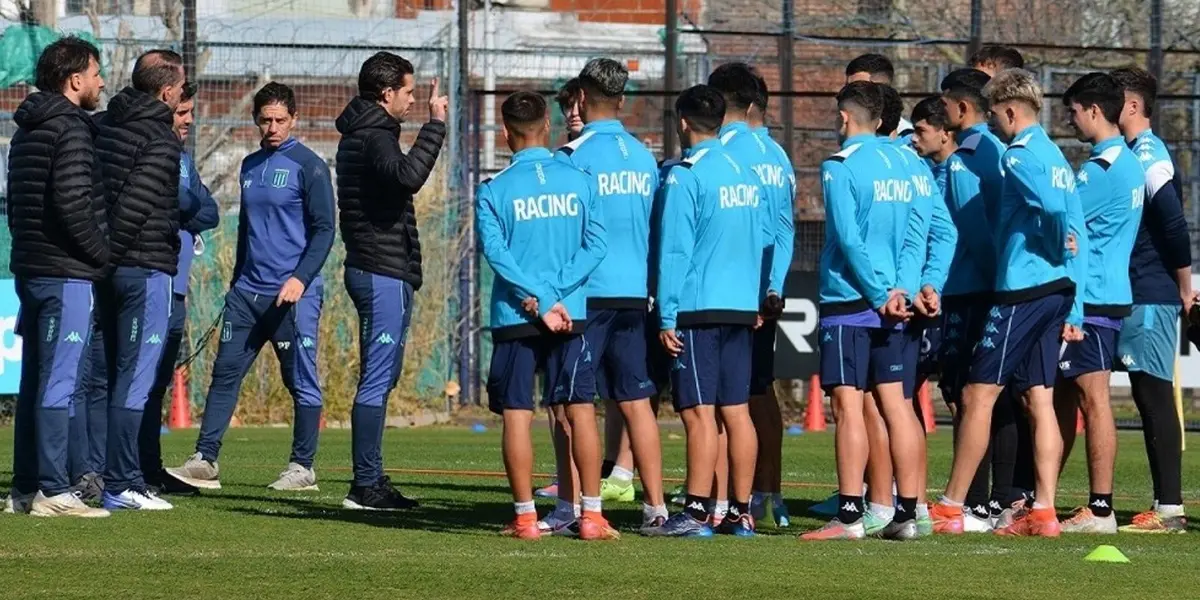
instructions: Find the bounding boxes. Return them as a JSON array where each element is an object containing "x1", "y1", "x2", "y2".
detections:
[{"x1": 428, "y1": 77, "x2": 449, "y2": 123}]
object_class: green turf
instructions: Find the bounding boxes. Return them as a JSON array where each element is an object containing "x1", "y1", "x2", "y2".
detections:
[{"x1": 1, "y1": 426, "x2": 1198, "y2": 599}]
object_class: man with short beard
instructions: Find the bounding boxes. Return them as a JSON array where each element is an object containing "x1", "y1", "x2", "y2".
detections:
[{"x1": 4, "y1": 36, "x2": 111, "y2": 518}]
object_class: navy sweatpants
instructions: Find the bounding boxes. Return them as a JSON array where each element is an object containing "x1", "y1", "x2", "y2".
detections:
[
  {"x1": 12, "y1": 277, "x2": 94, "y2": 497},
  {"x1": 138, "y1": 294, "x2": 187, "y2": 475},
  {"x1": 195, "y1": 283, "x2": 323, "y2": 467},
  {"x1": 101, "y1": 267, "x2": 172, "y2": 494},
  {"x1": 345, "y1": 269, "x2": 414, "y2": 487},
  {"x1": 69, "y1": 311, "x2": 113, "y2": 481}
]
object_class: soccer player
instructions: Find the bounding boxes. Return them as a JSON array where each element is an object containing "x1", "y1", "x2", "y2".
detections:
[
  {"x1": 4, "y1": 37, "x2": 110, "y2": 518},
  {"x1": 1110, "y1": 67, "x2": 1191, "y2": 533},
  {"x1": 845, "y1": 54, "x2": 914, "y2": 141},
  {"x1": 552, "y1": 58, "x2": 667, "y2": 532},
  {"x1": 801, "y1": 81, "x2": 914, "y2": 541},
  {"x1": 969, "y1": 46, "x2": 1025, "y2": 78},
  {"x1": 556, "y1": 78, "x2": 585, "y2": 143},
  {"x1": 745, "y1": 65, "x2": 796, "y2": 528},
  {"x1": 1054, "y1": 73, "x2": 1146, "y2": 533},
  {"x1": 92, "y1": 49, "x2": 186, "y2": 511},
  {"x1": 477, "y1": 91, "x2": 614, "y2": 541},
  {"x1": 646, "y1": 84, "x2": 764, "y2": 538},
  {"x1": 929, "y1": 69, "x2": 1076, "y2": 537},
  {"x1": 939, "y1": 67, "x2": 1030, "y2": 532},
  {"x1": 334, "y1": 52, "x2": 447, "y2": 510},
  {"x1": 167, "y1": 83, "x2": 335, "y2": 491},
  {"x1": 139, "y1": 81, "x2": 220, "y2": 496}
]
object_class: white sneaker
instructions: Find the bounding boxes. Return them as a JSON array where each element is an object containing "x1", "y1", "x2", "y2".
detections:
[
  {"x1": 268, "y1": 463, "x2": 319, "y2": 491},
  {"x1": 102, "y1": 488, "x2": 174, "y2": 511},
  {"x1": 4, "y1": 490, "x2": 35, "y2": 514},
  {"x1": 167, "y1": 453, "x2": 221, "y2": 490},
  {"x1": 538, "y1": 509, "x2": 576, "y2": 533},
  {"x1": 30, "y1": 491, "x2": 110, "y2": 518},
  {"x1": 963, "y1": 512, "x2": 994, "y2": 533},
  {"x1": 1061, "y1": 507, "x2": 1118, "y2": 534}
]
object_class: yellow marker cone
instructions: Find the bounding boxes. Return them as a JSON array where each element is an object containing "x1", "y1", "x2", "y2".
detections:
[{"x1": 1084, "y1": 545, "x2": 1130, "y2": 564}]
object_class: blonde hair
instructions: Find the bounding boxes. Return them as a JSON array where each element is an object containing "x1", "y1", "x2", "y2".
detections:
[{"x1": 982, "y1": 68, "x2": 1043, "y2": 113}]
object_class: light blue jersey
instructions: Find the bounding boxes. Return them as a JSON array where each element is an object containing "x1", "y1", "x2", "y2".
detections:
[
  {"x1": 888, "y1": 142, "x2": 956, "y2": 295},
  {"x1": 476, "y1": 147, "x2": 607, "y2": 339},
  {"x1": 818, "y1": 134, "x2": 924, "y2": 318},
  {"x1": 1068, "y1": 135, "x2": 1146, "y2": 325},
  {"x1": 943, "y1": 123, "x2": 1006, "y2": 298},
  {"x1": 657, "y1": 137, "x2": 765, "y2": 330},
  {"x1": 556, "y1": 119, "x2": 658, "y2": 308},
  {"x1": 750, "y1": 125, "x2": 797, "y2": 296},
  {"x1": 993, "y1": 124, "x2": 1076, "y2": 303}
]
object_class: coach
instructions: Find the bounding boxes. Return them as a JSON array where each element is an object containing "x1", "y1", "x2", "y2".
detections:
[
  {"x1": 5, "y1": 37, "x2": 110, "y2": 518},
  {"x1": 334, "y1": 51, "x2": 447, "y2": 511},
  {"x1": 93, "y1": 49, "x2": 185, "y2": 512}
]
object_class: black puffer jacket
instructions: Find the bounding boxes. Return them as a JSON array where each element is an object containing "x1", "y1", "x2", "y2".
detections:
[
  {"x1": 94, "y1": 87, "x2": 181, "y2": 275},
  {"x1": 6, "y1": 92, "x2": 110, "y2": 280},
  {"x1": 335, "y1": 96, "x2": 445, "y2": 290}
]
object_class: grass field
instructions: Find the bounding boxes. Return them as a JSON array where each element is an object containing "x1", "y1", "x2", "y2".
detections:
[{"x1": 1, "y1": 425, "x2": 1198, "y2": 599}]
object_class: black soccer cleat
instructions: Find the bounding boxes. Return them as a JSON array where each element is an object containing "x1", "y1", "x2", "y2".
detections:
[{"x1": 342, "y1": 476, "x2": 419, "y2": 511}]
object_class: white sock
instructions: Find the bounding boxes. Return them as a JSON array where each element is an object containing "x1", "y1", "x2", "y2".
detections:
[
  {"x1": 610, "y1": 466, "x2": 634, "y2": 483},
  {"x1": 916, "y1": 503, "x2": 930, "y2": 519},
  {"x1": 554, "y1": 498, "x2": 574, "y2": 518},
  {"x1": 939, "y1": 495, "x2": 963, "y2": 507},
  {"x1": 714, "y1": 499, "x2": 729, "y2": 517},
  {"x1": 1031, "y1": 501, "x2": 1050, "y2": 510},
  {"x1": 574, "y1": 503, "x2": 581, "y2": 517},
  {"x1": 515, "y1": 500, "x2": 536, "y2": 515},
  {"x1": 1158, "y1": 504, "x2": 1185, "y2": 517},
  {"x1": 582, "y1": 495, "x2": 602, "y2": 513},
  {"x1": 891, "y1": 481, "x2": 898, "y2": 496},
  {"x1": 643, "y1": 503, "x2": 668, "y2": 519},
  {"x1": 868, "y1": 502, "x2": 895, "y2": 520}
]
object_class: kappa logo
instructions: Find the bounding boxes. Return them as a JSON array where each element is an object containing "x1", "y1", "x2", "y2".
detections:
[
  {"x1": 1121, "y1": 354, "x2": 1135, "y2": 367},
  {"x1": 672, "y1": 358, "x2": 686, "y2": 371},
  {"x1": 638, "y1": 381, "x2": 653, "y2": 390},
  {"x1": 822, "y1": 330, "x2": 833, "y2": 343},
  {"x1": 302, "y1": 337, "x2": 315, "y2": 348},
  {"x1": 64, "y1": 331, "x2": 84, "y2": 344},
  {"x1": 242, "y1": 179, "x2": 252, "y2": 189},
  {"x1": 889, "y1": 364, "x2": 903, "y2": 373},
  {"x1": 377, "y1": 333, "x2": 395, "y2": 345},
  {"x1": 947, "y1": 313, "x2": 963, "y2": 325},
  {"x1": 985, "y1": 322, "x2": 1000, "y2": 335},
  {"x1": 981, "y1": 337, "x2": 996, "y2": 349},
  {"x1": 146, "y1": 334, "x2": 162, "y2": 345},
  {"x1": 583, "y1": 351, "x2": 593, "y2": 363},
  {"x1": 989, "y1": 307, "x2": 1002, "y2": 319},
  {"x1": 840, "y1": 502, "x2": 860, "y2": 513},
  {"x1": 687, "y1": 501, "x2": 706, "y2": 513},
  {"x1": 129, "y1": 318, "x2": 139, "y2": 343},
  {"x1": 1090, "y1": 499, "x2": 1110, "y2": 509},
  {"x1": 276, "y1": 341, "x2": 291, "y2": 351},
  {"x1": 271, "y1": 169, "x2": 290, "y2": 188}
]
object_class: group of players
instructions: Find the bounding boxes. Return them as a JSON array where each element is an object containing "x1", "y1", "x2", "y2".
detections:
[
  {"x1": 483, "y1": 46, "x2": 1190, "y2": 540},
  {"x1": 6, "y1": 40, "x2": 449, "y2": 516}
]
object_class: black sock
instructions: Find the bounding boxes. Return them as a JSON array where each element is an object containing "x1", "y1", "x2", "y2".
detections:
[
  {"x1": 989, "y1": 393, "x2": 1019, "y2": 512},
  {"x1": 1089, "y1": 493, "x2": 1114, "y2": 518},
  {"x1": 684, "y1": 494, "x2": 709, "y2": 522},
  {"x1": 601, "y1": 459, "x2": 616, "y2": 479},
  {"x1": 895, "y1": 497, "x2": 917, "y2": 523},
  {"x1": 1131, "y1": 373, "x2": 1184, "y2": 505},
  {"x1": 729, "y1": 500, "x2": 749, "y2": 521},
  {"x1": 969, "y1": 503, "x2": 990, "y2": 520},
  {"x1": 838, "y1": 494, "x2": 864, "y2": 524}
]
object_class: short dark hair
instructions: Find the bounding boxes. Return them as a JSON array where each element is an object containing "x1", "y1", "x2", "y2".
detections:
[
  {"x1": 969, "y1": 45, "x2": 1025, "y2": 71},
  {"x1": 357, "y1": 51, "x2": 414, "y2": 103},
  {"x1": 501, "y1": 91, "x2": 547, "y2": 135},
  {"x1": 131, "y1": 49, "x2": 184, "y2": 95},
  {"x1": 836, "y1": 81, "x2": 884, "y2": 125},
  {"x1": 676, "y1": 85, "x2": 725, "y2": 134},
  {"x1": 1111, "y1": 66, "x2": 1157, "y2": 118},
  {"x1": 846, "y1": 53, "x2": 894, "y2": 83},
  {"x1": 707, "y1": 62, "x2": 759, "y2": 111},
  {"x1": 912, "y1": 96, "x2": 949, "y2": 130},
  {"x1": 940, "y1": 68, "x2": 991, "y2": 111},
  {"x1": 253, "y1": 82, "x2": 296, "y2": 116},
  {"x1": 35, "y1": 36, "x2": 100, "y2": 93},
  {"x1": 555, "y1": 78, "x2": 582, "y2": 114},
  {"x1": 877, "y1": 84, "x2": 903, "y2": 135},
  {"x1": 1063, "y1": 72, "x2": 1123, "y2": 124},
  {"x1": 578, "y1": 58, "x2": 627, "y2": 105},
  {"x1": 750, "y1": 66, "x2": 769, "y2": 111},
  {"x1": 180, "y1": 81, "x2": 197, "y2": 103}
]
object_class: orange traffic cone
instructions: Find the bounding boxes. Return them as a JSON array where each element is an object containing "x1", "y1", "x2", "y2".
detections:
[
  {"x1": 805, "y1": 374, "x2": 826, "y2": 432},
  {"x1": 1076, "y1": 408, "x2": 1085, "y2": 434},
  {"x1": 169, "y1": 368, "x2": 191, "y2": 429},
  {"x1": 919, "y1": 382, "x2": 936, "y2": 434}
]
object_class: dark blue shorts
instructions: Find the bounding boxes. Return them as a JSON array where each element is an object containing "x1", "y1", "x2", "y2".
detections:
[
  {"x1": 818, "y1": 325, "x2": 917, "y2": 396},
  {"x1": 487, "y1": 334, "x2": 596, "y2": 414},
  {"x1": 913, "y1": 316, "x2": 941, "y2": 379},
  {"x1": 1059, "y1": 323, "x2": 1119, "y2": 379},
  {"x1": 750, "y1": 320, "x2": 777, "y2": 396},
  {"x1": 938, "y1": 296, "x2": 990, "y2": 405},
  {"x1": 646, "y1": 310, "x2": 671, "y2": 393},
  {"x1": 871, "y1": 327, "x2": 920, "y2": 399},
  {"x1": 968, "y1": 292, "x2": 1070, "y2": 393},
  {"x1": 670, "y1": 325, "x2": 752, "y2": 410},
  {"x1": 585, "y1": 309, "x2": 657, "y2": 401}
]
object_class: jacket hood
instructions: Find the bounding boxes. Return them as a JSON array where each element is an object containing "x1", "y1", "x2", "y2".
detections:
[
  {"x1": 105, "y1": 86, "x2": 173, "y2": 125},
  {"x1": 14, "y1": 91, "x2": 88, "y2": 128},
  {"x1": 335, "y1": 96, "x2": 401, "y2": 135}
]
